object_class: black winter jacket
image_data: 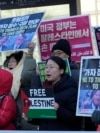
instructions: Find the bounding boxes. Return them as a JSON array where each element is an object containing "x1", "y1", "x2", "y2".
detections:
[
  {"x1": 70, "y1": 61, "x2": 79, "y2": 85},
  {"x1": 31, "y1": 74, "x2": 81, "y2": 131}
]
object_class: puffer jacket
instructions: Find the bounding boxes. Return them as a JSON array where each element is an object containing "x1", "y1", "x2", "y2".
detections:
[{"x1": 0, "y1": 69, "x2": 17, "y2": 130}]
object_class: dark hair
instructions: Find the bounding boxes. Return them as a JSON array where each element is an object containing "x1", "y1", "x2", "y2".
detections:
[
  {"x1": 4, "y1": 51, "x2": 23, "y2": 68},
  {"x1": 46, "y1": 56, "x2": 66, "y2": 76}
]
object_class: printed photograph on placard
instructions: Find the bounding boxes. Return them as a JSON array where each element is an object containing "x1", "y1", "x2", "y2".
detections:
[
  {"x1": 76, "y1": 56, "x2": 100, "y2": 117},
  {"x1": 0, "y1": 12, "x2": 44, "y2": 52}
]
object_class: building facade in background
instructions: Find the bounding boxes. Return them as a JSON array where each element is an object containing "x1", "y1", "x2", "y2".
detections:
[
  {"x1": 81, "y1": 0, "x2": 100, "y2": 26},
  {"x1": 0, "y1": 0, "x2": 100, "y2": 65}
]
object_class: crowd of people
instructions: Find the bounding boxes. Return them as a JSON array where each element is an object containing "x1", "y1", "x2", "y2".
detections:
[{"x1": 0, "y1": 38, "x2": 99, "y2": 131}]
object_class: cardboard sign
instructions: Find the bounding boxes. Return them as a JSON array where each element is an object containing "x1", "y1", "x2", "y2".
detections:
[
  {"x1": 76, "y1": 56, "x2": 100, "y2": 117},
  {"x1": 94, "y1": 27, "x2": 100, "y2": 55},
  {"x1": 0, "y1": 12, "x2": 44, "y2": 52},
  {"x1": 38, "y1": 61, "x2": 46, "y2": 85},
  {"x1": 38, "y1": 15, "x2": 94, "y2": 62},
  {"x1": 21, "y1": 88, "x2": 56, "y2": 119}
]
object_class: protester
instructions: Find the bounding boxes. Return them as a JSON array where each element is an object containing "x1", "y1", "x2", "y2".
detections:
[
  {"x1": 51, "y1": 38, "x2": 97, "y2": 131},
  {"x1": 31, "y1": 38, "x2": 79, "y2": 88},
  {"x1": 30, "y1": 38, "x2": 96, "y2": 130},
  {"x1": 23, "y1": 56, "x2": 81, "y2": 130},
  {"x1": 30, "y1": 38, "x2": 81, "y2": 130},
  {"x1": 3, "y1": 51, "x2": 26, "y2": 98},
  {"x1": 3, "y1": 42, "x2": 36, "y2": 98},
  {"x1": 3, "y1": 42, "x2": 37, "y2": 130},
  {"x1": 51, "y1": 39, "x2": 79, "y2": 84},
  {"x1": 21, "y1": 42, "x2": 37, "y2": 88},
  {"x1": 0, "y1": 68, "x2": 17, "y2": 130},
  {"x1": 92, "y1": 110, "x2": 100, "y2": 131}
]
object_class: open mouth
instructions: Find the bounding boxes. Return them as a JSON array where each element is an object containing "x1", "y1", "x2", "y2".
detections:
[
  {"x1": 46, "y1": 74, "x2": 51, "y2": 78},
  {"x1": 9, "y1": 68, "x2": 13, "y2": 70}
]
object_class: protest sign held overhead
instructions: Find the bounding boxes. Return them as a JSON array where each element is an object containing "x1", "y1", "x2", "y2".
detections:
[
  {"x1": 21, "y1": 88, "x2": 56, "y2": 119},
  {"x1": 38, "y1": 15, "x2": 94, "y2": 62},
  {"x1": 0, "y1": 12, "x2": 44, "y2": 52},
  {"x1": 76, "y1": 56, "x2": 100, "y2": 117}
]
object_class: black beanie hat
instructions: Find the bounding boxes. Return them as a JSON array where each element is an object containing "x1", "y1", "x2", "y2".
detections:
[
  {"x1": 52, "y1": 39, "x2": 71, "y2": 57},
  {"x1": 47, "y1": 56, "x2": 66, "y2": 74}
]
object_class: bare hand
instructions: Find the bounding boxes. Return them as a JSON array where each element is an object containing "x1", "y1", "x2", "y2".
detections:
[
  {"x1": 54, "y1": 102, "x2": 60, "y2": 110},
  {"x1": 27, "y1": 42, "x2": 35, "y2": 55}
]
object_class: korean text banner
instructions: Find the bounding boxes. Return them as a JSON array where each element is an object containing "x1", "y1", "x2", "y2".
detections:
[
  {"x1": 76, "y1": 56, "x2": 100, "y2": 117},
  {"x1": 0, "y1": 12, "x2": 44, "y2": 52},
  {"x1": 38, "y1": 15, "x2": 93, "y2": 62}
]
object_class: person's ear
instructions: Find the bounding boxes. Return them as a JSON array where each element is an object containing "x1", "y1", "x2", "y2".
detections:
[{"x1": 60, "y1": 69, "x2": 64, "y2": 75}]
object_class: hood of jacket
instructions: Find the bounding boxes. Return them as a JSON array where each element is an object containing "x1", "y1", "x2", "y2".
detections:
[
  {"x1": 0, "y1": 69, "x2": 13, "y2": 95},
  {"x1": 43, "y1": 74, "x2": 77, "y2": 93},
  {"x1": 53, "y1": 74, "x2": 77, "y2": 93}
]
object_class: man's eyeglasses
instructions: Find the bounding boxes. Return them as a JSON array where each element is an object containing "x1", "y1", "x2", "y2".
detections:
[{"x1": 52, "y1": 51, "x2": 64, "y2": 56}]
